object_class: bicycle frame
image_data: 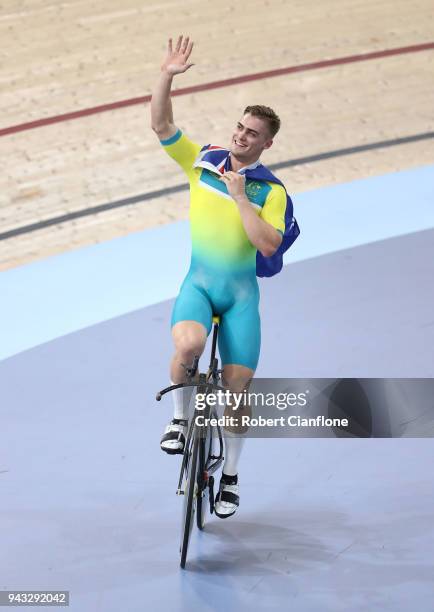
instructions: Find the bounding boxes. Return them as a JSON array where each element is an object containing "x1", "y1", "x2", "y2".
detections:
[
  {"x1": 175, "y1": 321, "x2": 225, "y2": 498},
  {"x1": 156, "y1": 318, "x2": 227, "y2": 566}
]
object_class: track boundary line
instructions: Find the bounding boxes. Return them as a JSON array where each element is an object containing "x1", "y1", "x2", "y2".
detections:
[
  {"x1": 2, "y1": 130, "x2": 433, "y2": 241},
  {"x1": 1, "y1": 41, "x2": 433, "y2": 137}
]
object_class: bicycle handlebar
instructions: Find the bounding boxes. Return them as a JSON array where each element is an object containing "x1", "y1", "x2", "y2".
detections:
[{"x1": 156, "y1": 381, "x2": 227, "y2": 401}]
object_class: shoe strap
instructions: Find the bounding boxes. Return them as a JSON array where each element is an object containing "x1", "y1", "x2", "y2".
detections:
[
  {"x1": 172, "y1": 418, "x2": 188, "y2": 426},
  {"x1": 217, "y1": 489, "x2": 239, "y2": 507},
  {"x1": 164, "y1": 422, "x2": 187, "y2": 435},
  {"x1": 220, "y1": 482, "x2": 239, "y2": 494}
]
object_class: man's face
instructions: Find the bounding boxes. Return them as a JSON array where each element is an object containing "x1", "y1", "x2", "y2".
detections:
[{"x1": 229, "y1": 113, "x2": 273, "y2": 162}]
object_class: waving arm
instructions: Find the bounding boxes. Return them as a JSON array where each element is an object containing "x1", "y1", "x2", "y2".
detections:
[{"x1": 150, "y1": 35, "x2": 194, "y2": 140}]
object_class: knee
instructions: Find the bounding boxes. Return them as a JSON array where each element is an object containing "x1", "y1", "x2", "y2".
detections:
[
  {"x1": 222, "y1": 366, "x2": 253, "y2": 393},
  {"x1": 173, "y1": 327, "x2": 206, "y2": 359}
]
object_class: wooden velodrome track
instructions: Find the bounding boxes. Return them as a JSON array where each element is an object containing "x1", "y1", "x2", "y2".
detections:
[{"x1": 1, "y1": 0, "x2": 433, "y2": 270}]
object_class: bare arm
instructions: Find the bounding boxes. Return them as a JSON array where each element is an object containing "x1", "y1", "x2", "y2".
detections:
[
  {"x1": 150, "y1": 35, "x2": 194, "y2": 140},
  {"x1": 236, "y1": 195, "x2": 282, "y2": 256}
]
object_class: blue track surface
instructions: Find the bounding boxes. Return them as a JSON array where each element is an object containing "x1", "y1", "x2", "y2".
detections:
[{"x1": 1, "y1": 167, "x2": 434, "y2": 611}]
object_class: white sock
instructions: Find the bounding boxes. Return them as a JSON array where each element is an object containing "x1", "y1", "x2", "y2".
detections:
[
  {"x1": 171, "y1": 380, "x2": 189, "y2": 421},
  {"x1": 223, "y1": 433, "x2": 245, "y2": 476}
]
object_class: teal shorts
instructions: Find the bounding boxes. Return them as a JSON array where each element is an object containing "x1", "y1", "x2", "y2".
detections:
[{"x1": 171, "y1": 264, "x2": 261, "y2": 371}]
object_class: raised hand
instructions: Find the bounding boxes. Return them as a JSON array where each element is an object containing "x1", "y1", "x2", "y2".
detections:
[{"x1": 161, "y1": 35, "x2": 194, "y2": 75}]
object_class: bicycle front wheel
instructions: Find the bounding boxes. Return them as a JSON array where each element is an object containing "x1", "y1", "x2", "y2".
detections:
[{"x1": 180, "y1": 435, "x2": 199, "y2": 569}]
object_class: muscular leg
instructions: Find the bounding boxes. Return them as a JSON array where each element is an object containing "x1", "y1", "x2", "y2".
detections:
[
  {"x1": 160, "y1": 320, "x2": 208, "y2": 450},
  {"x1": 170, "y1": 272, "x2": 213, "y2": 383},
  {"x1": 222, "y1": 363, "x2": 254, "y2": 426},
  {"x1": 213, "y1": 363, "x2": 253, "y2": 516},
  {"x1": 216, "y1": 285, "x2": 260, "y2": 477},
  {"x1": 170, "y1": 320, "x2": 207, "y2": 383},
  {"x1": 211, "y1": 283, "x2": 259, "y2": 516},
  {"x1": 221, "y1": 364, "x2": 254, "y2": 475},
  {"x1": 166, "y1": 275, "x2": 212, "y2": 428}
]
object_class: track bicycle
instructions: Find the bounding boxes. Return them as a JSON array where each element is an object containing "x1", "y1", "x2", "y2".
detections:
[{"x1": 156, "y1": 316, "x2": 227, "y2": 568}]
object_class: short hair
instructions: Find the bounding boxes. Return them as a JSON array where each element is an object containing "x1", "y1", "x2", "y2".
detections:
[{"x1": 243, "y1": 105, "x2": 281, "y2": 137}]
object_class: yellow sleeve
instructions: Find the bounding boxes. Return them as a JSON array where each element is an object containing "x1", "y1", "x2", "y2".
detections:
[
  {"x1": 160, "y1": 129, "x2": 202, "y2": 178},
  {"x1": 260, "y1": 183, "x2": 286, "y2": 234}
]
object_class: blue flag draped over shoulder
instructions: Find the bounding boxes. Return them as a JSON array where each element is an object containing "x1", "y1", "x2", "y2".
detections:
[{"x1": 193, "y1": 145, "x2": 300, "y2": 278}]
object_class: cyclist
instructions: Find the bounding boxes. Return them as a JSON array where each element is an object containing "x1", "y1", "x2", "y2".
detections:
[{"x1": 151, "y1": 35, "x2": 286, "y2": 518}]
